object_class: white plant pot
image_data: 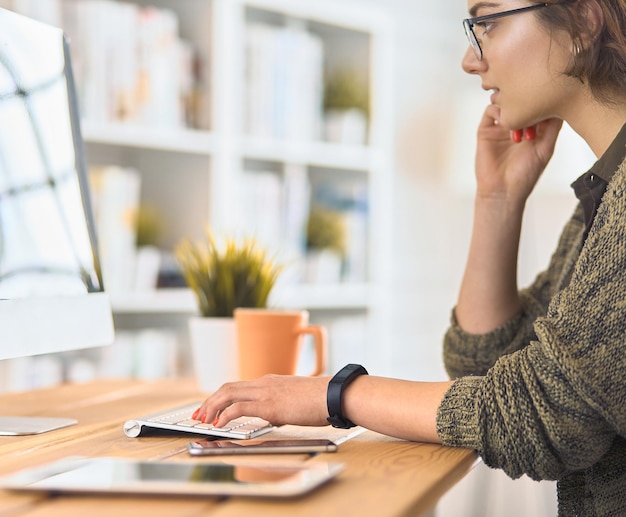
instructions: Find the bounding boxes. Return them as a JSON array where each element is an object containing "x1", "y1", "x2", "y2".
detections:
[
  {"x1": 188, "y1": 317, "x2": 238, "y2": 394},
  {"x1": 305, "y1": 249, "x2": 343, "y2": 283},
  {"x1": 324, "y1": 108, "x2": 368, "y2": 145}
]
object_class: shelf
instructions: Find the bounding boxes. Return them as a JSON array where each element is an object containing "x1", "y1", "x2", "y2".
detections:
[
  {"x1": 109, "y1": 289, "x2": 197, "y2": 314},
  {"x1": 81, "y1": 121, "x2": 382, "y2": 171},
  {"x1": 241, "y1": 136, "x2": 383, "y2": 170},
  {"x1": 109, "y1": 283, "x2": 372, "y2": 314},
  {"x1": 271, "y1": 282, "x2": 372, "y2": 310},
  {"x1": 81, "y1": 121, "x2": 218, "y2": 155}
]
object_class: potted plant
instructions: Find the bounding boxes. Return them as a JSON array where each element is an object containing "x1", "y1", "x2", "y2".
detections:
[
  {"x1": 305, "y1": 208, "x2": 346, "y2": 283},
  {"x1": 134, "y1": 203, "x2": 164, "y2": 290},
  {"x1": 323, "y1": 68, "x2": 369, "y2": 145},
  {"x1": 175, "y1": 228, "x2": 283, "y2": 392}
]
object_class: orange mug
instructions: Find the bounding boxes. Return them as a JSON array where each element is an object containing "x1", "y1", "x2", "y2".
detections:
[{"x1": 234, "y1": 308, "x2": 327, "y2": 380}]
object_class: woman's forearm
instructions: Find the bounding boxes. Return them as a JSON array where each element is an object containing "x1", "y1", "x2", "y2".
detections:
[
  {"x1": 455, "y1": 195, "x2": 525, "y2": 334},
  {"x1": 341, "y1": 376, "x2": 454, "y2": 443}
]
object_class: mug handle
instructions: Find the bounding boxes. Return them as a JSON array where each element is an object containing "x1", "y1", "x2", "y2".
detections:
[{"x1": 298, "y1": 325, "x2": 327, "y2": 376}]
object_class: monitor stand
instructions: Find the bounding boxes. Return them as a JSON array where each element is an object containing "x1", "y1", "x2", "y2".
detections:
[{"x1": 0, "y1": 416, "x2": 77, "y2": 435}]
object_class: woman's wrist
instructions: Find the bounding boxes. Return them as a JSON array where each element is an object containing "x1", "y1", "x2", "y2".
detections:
[
  {"x1": 474, "y1": 189, "x2": 527, "y2": 220},
  {"x1": 326, "y1": 364, "x2": 369, "y2": 428}
]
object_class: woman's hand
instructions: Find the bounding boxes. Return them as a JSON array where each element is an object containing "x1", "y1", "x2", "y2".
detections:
[
  {"x1": 193, "y1": 375, "x2": 331, "y2": 428},
  {"x1": 454, "y1": 110, "x2": 562, "y2": 333},
  {"x1": 475, "y1": 105, "x2": 563, "y2": 205}
]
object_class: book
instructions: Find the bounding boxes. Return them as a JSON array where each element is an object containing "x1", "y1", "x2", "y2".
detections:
[
  {"x1": 245, "y1": 23, "x2": 323, "y2": 141},
  {"x1": 239, "y1": 165, "x2": 311, "y2": 284},
  {"x1": 240, "y1": 169, "x2": 284, "y2": 253},
  {"x1": 89, "y1": 165, "x2": 141, "y2": 293},
  {"x1": 61, "y1": 0, "x2": 197, "y2": 128}
]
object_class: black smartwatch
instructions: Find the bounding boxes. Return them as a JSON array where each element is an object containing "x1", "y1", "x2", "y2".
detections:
[{"x1": 326, "y1": 364, "x2": 368, "y2": 428}]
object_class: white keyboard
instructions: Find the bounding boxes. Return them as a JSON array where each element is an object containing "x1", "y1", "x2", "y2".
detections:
[{"x1": 123, "y1": 402, "x2": 274, "y2": 439}]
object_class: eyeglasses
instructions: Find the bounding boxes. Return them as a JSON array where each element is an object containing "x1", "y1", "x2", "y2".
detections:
[{"x1": 463, "y1": 3, "x2": 549, "y2": 60}]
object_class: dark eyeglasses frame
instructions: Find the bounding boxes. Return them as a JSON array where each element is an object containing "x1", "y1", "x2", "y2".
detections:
[{"x1": 463, "y1": 3, "x2": 549, "y2": 61}]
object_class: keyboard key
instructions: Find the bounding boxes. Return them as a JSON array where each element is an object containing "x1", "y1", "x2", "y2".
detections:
[
  {"x1": 230, "y1": 424, "x2": 265, "y2": 435},
  {"x1": 176, "y1": 420, "x2": 201, "y2": 427}
]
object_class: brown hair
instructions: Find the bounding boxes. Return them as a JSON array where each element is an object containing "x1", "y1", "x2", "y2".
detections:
[{"x1": 533, "y1": 0, "x2": 626, "y2": 103}]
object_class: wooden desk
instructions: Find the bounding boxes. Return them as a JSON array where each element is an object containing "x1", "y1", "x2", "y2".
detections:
[{"x1": 0, "y1": 379, "x2": 476, "y2": 517}]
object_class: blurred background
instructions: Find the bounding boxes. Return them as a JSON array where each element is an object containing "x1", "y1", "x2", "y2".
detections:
[{"x1": 0, "y1": 0, "x2": 598, "y2": 514}]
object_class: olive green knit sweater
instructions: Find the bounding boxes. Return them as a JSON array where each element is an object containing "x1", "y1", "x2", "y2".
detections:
[{"x1": 437, "y1": 157, "x2": 626, "y2": 516}]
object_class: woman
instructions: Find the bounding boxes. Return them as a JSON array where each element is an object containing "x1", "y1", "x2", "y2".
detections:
[{"x1": 194, "y1": 0, "x2": 626, "y2": 513}]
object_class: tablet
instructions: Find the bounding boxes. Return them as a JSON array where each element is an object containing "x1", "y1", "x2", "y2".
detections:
[{"x1": 0, "y1": 457, "x2": 344, "y2": 498}]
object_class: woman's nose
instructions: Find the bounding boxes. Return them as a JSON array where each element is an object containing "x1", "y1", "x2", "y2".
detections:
[{"x1": 461, "y1": 46, "x2": 484, "y2": 75}]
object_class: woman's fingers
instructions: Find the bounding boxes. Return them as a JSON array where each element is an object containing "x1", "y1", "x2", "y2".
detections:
[
  {"x1": 524, "y1": 126, "x2": 536, "y2": 140},
  {"x1": 193, "y1": 375, "x2": 330, "y2": 428},
  {"x1": 193, "y1": 380, "x2": 256, "y2": 422},
  {"x1": 510, "y1": 126, "x2": 536, "y2": 143}
]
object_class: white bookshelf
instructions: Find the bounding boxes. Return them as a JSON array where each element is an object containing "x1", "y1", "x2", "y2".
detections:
[
  {"x1": 109, "y1": 282, "x2": 372, "y2": 314},
  {"x1": 3, "y1": 0, "x2": 395, "y2": 377},
  {"x1": 81, "y1": 122, "x2": 218, "y2": 155}
]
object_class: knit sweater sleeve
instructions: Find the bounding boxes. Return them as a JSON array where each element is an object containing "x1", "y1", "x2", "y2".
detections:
[
  {"x1": 437, "y1": 160, "x2": 626, "y2": 481},
  {"x1": 442, "y1": 203, "x2": 585, "y2": 379}
]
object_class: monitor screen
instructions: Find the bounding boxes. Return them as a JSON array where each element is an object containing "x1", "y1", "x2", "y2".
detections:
[{"x1": 0, "y1": 10, "x2": 113, "y2": 367}]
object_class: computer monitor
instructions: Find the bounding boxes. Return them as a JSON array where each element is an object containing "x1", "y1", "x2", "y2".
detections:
[{"x1": 0, "y1": 9, "x2": 114, "y2": 434}]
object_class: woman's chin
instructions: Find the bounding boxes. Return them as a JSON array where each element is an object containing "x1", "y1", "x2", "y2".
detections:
[
  {"x1": 500, "y1": 109, "x2": 542, "y2": 133},
  {"x1": 500, "y1": 117, "x2": 530, "y2": 133}
]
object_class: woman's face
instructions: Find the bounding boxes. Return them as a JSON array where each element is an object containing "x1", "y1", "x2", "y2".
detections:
[{"x1": 462, "y1": 1, "x2": 578, "y2": 130}]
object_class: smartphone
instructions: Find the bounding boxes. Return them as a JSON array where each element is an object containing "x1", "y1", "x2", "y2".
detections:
[{"x1": 187, "y1": 438, "x2": 338, "y2": 456}]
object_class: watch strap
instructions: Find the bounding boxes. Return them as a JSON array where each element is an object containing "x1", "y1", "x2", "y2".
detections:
[{"x1": 327, "y1": 364, "x2": 368, "y2": 428}]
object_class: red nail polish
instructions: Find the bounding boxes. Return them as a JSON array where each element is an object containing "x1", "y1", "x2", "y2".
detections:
[
  {"x1": 212, "y1": 417, "x2": 219, "y2": 426},
  {"x1": 512, "y1": 129, "x2": 523, "y2": 143},
  {"x1": 525, "y1": 127, "x2": 536, "y2": 140}
]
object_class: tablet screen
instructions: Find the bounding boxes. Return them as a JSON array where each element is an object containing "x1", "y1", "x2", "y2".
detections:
[{"x1": 0, "y1": 457, "x2": 344, "y2": 497}]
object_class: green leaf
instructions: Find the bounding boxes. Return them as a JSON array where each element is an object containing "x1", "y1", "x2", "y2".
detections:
[{"x1": 175, "y1": 228, "x2": 284, "y2": 318}]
